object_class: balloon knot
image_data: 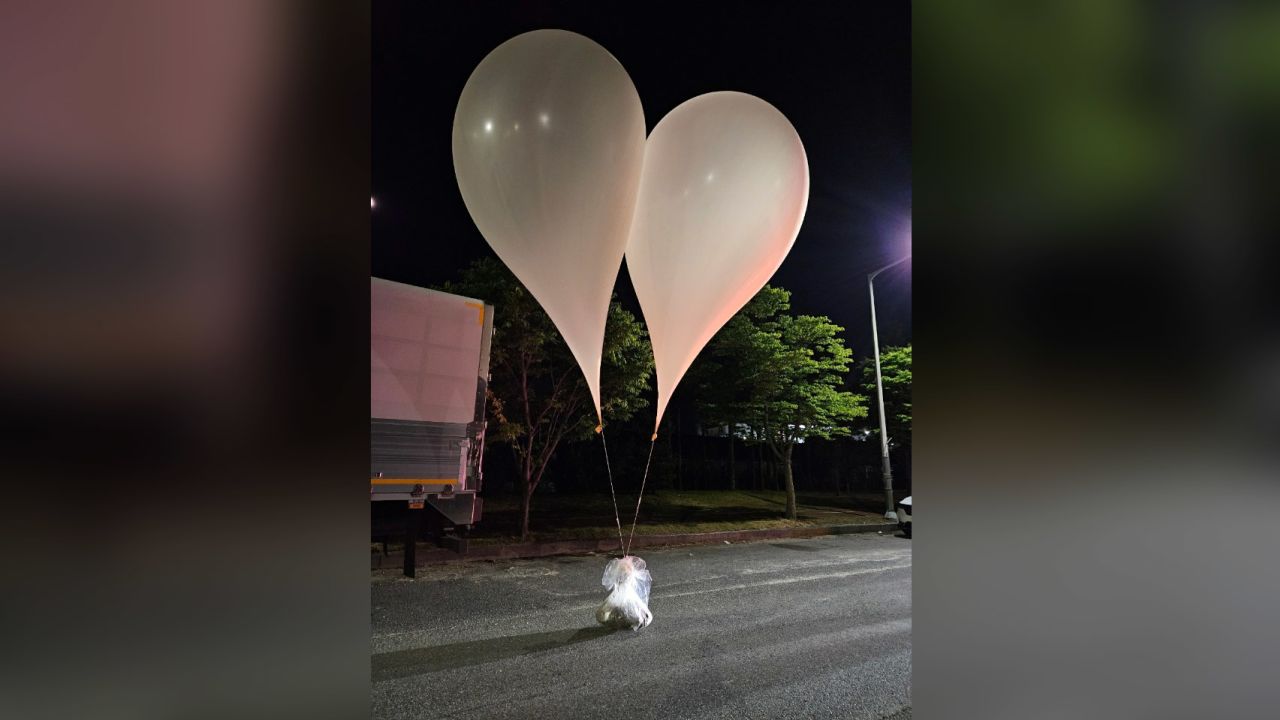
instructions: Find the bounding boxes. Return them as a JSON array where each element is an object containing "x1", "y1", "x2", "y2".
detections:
[
  {"x1": 651, "y1": 432, "x2": 658, "y2": 442},
  {"x1": 595, "y1": 424, "x2": 603, "y2": 434}
]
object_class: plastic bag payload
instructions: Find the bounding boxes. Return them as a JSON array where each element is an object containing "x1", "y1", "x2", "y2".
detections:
[{"x1": 595, "y1": 556, "x2": 653, "y2": 630}]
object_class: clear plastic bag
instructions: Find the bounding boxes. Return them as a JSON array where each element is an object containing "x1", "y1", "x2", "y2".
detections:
[{"x1": 595, "y1": 555, "x2": 653, "y2": 630}]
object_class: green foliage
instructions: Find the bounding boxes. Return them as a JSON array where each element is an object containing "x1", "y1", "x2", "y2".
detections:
[
  {"x1": 596, "y1": 297, "x2": 654, "y2": 435},
  {"x1": 440, "y1": 257, "x2": 653, "y2": 499},
  {"x1": 692, "y1": 285, "x2": 868, "y2": 450},
  {"x1": 690, "y1": 285, "x2": 866, "y2": 520},
  {"x1": 860, "y1": 344, "x2": 911, "y2": 449}
]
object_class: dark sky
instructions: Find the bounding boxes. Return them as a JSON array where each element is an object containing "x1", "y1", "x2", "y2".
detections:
[{"x1": 373, "y1": 1, "x2": 911, "y2": 361}]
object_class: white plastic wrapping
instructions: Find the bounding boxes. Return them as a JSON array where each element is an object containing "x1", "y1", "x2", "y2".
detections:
[{"x1": 595, "y1": 556, "x2": 653, "y2": 630}]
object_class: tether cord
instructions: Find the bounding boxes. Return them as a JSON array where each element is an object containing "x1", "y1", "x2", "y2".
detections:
[
  {"x1": 598, "y1": 428, "x2": 626, "y2": 554},
  {"x1": 625, "y1": 439, "x2": 657, "y2": 556}
]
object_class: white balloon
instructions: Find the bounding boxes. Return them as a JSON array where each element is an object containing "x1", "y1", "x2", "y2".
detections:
[
  {"x1": 453, "y1": 30, "x2": 646, "y2": 421},
  {"x1": 626, "y1": 92, "x2": 810, "y2": 433}
]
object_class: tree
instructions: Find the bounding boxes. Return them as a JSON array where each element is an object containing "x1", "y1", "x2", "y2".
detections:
[
  {"x1": 692, "y1": 286, "x2": 867, "y2": 519},
  {"x1": 860, "y1": 344, "x2": 911, "y2": 450},
  {"x1": 442, "y1": 258, "x2": 653, "y2": 540}
]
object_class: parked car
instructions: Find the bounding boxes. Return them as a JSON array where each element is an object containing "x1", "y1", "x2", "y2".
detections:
[{"x1": 896, "y1": 496, "x2": 912, "y2": 538}]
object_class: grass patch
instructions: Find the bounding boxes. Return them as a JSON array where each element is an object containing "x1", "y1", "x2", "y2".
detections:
[{"x1": 468, "y1": 490, "x2": 886, "y2": 545}]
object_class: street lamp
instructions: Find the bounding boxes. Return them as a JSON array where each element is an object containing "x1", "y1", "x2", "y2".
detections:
[{"x1": 869, "y1": 254, "x2": 910, "y2": 519}]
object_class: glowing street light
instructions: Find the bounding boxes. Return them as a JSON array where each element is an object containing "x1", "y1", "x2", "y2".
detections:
[{"x1": 869, "y1": 250, "x2": 910, "y2": 519}]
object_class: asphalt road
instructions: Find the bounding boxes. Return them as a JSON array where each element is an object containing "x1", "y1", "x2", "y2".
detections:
[{"x1": 372, "y1": 533, "x2": 911, "y2": 720}]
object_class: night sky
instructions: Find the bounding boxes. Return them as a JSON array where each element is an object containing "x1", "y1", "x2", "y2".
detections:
[{"x1": 373, "y1": 1, "x2": 911, "y2": 365}]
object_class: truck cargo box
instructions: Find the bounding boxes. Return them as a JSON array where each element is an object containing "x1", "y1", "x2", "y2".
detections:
[{"x1": 370, "y1": 278, "x2": 492, "y2": 527}]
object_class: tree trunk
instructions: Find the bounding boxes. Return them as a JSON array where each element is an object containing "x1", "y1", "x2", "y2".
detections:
[
  {"x1": 519, "y1": 482, "x2": 533, "y2": 541},
  {"x1": 676, "y1": 411, "x2": 684, "y2": 489},
  {"x1": 518, "y1": 442, "x2": 535, "y2": 541},
  {"x1": 728, "y1": 436, "x2": 736, "y2": 491},
  {"x1": 667, "y1": 423, "x2": 678, "y2": 490},
  {"x1": 782, "y1": 444, "x2": 797, "y2": 520},
  {"x1": 700, "y1": 435, "x2": 708, "y2": 491}
]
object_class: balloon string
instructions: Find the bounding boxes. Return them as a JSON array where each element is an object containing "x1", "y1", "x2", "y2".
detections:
[
  {"x1": 598, "y1": 429, "x2": 626, "y2": 555},
  {"x1": 625, "y1": 439, "x2": 657, "y2": 556}
]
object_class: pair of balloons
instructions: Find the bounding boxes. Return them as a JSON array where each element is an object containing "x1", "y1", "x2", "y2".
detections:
[{"x1": 453, "y1": 29, "x2": 809, "y2": 434}]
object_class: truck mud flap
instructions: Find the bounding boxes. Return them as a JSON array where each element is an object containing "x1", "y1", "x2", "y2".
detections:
[{"x1": 427, "y1": 491, "x2": 480, "y2": 526}]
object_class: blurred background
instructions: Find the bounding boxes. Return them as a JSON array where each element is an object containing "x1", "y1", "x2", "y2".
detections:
[
  {"x1": 914, "y1": 1, "x2": 1280, "y2": 718},
  {"x1": 0, "y1": 1, "x2": 1277, "y2": 718},
  {"x1": 0, "y1": 3, "x2": 369, "y2": 719}
]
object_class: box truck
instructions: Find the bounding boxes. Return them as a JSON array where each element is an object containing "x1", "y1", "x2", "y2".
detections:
[{"x1": 371, "y1": 278, "x2": 493, "y2": 568}]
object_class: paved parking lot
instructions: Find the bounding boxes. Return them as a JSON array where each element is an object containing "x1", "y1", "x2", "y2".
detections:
[{"x1": 372, "y1": 533, "x2": 911, "y2": 719}]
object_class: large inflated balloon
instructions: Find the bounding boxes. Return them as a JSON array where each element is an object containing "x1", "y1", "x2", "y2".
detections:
[
  {"x1": 626, "y1": 91, "x2": 809, "y2": 433},
  {"x1": 453, "y1": 30, "x2": 646, "y2": 421}
]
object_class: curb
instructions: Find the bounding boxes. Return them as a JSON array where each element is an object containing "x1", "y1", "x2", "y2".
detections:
[{"x1": 372, "y1": 521, "x2": 902, "y2": 569}]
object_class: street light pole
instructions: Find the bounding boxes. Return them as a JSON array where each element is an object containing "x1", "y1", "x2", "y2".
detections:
[{"x1": 869, "y1": 254, "x2": 910, "y2": 519}]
